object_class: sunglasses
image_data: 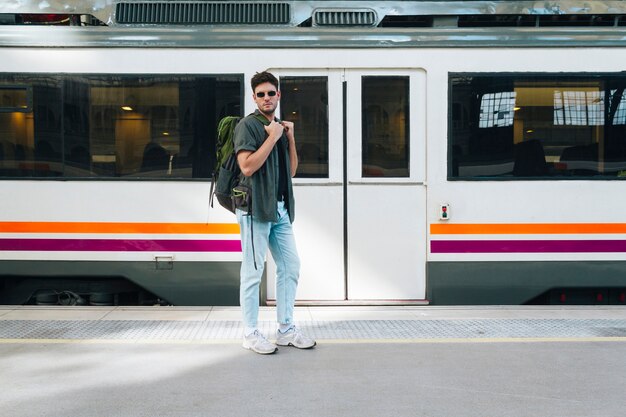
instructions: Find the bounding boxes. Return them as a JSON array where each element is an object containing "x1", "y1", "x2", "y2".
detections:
[{"x1": 256, "y1": 91, "x2": 277, "y2": 98}]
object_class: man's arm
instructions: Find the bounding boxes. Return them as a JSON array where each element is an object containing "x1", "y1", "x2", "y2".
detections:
[{"x1": 237, "y1": 120, "x2": 284, "y2": 177}]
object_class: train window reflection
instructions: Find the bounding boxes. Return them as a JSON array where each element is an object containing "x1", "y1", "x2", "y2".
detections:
[
  {"x1": 450, "y1": 75, "x2": 626, "y2": 179},
  {"x1": 362, "y1": 76, "x2": 409, "y2": 177},
  {"x1": 479, "y1": 92, "x2": 516, "y2": 128},
  {"x1": 0, "y1": 74, "x2": 242, "y2": 179},
  {"x1": 0, "y1": 86, "x2": 30, "y2": 112},
  {"x1": 279, "y1": 76, "x2": 328, "y2": 178}
]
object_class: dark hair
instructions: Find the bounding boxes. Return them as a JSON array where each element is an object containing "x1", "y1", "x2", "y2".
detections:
[{"x1": 251, "y1": 71, "x2": 279, "y2": 92}]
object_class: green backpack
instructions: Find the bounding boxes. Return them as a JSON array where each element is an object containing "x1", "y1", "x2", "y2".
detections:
[{"x1": 210, "y1": 113, "x2": 267, "y2": 214}]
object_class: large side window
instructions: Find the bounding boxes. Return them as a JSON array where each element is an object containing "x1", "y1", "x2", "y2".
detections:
[
  {"x1": 279, "y1": 76, "x2": 329, "y2": 178},
  {"x1": 0, "y1": 74, "x2": 242, "y2": 179},
  {"x1": 450, "y1": 74, "x2": 626, "y2": 179}
]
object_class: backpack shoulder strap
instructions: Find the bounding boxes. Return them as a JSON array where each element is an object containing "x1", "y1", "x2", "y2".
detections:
[{"x1": 250, "y1": 112, "x2": 271, "y2": 126}]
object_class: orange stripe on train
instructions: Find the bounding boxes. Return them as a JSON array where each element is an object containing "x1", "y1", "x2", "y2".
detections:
[{"x1": 0, "y1": 222, "x2": 240, "y2": 234}]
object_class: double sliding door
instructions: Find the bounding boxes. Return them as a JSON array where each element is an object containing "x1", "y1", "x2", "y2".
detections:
[{"x1": 266, "y1": 69, "x2": 426, "y2": 302}]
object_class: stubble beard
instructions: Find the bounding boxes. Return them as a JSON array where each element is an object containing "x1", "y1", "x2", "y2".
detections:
[{"x1": 259, "y1": 103, "x2": 277, "y2": 119}]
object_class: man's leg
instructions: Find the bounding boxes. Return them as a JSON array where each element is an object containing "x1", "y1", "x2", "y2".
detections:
[
  {"x1": 237, "y1": 210, "x2": 271, "y2": 332},
  {"x1": 269, "y1": 202, "x2": 300, "y2": 327},
  {"x1": 270, "y1": 203, "x2": 315, "y2": 349}
]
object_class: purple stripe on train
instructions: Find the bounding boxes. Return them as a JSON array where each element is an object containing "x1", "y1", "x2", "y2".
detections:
[
  {"x1": 0, "y1": 239, "x2": 242, "y2": 252},
  {"x1": 431, "y1": 240, "x2": 626, "y2": 253}
]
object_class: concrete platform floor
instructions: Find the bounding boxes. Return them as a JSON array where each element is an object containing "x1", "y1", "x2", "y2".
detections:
[{"x1": 1, "y1": 305, "x2": 626, "y2": 417}]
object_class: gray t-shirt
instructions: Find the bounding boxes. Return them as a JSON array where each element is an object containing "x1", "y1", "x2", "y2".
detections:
[{"x1": 233, "y1": 111, "x2": 295, "y2": 223}]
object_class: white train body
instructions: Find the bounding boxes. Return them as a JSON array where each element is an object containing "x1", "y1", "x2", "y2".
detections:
[{"x1": 1, "y1": 1, "x2": 626, "y2": 305}]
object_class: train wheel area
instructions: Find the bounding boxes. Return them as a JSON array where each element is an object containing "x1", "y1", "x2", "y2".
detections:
[
  {"x1": 526, "y1": 288, "x2": 626, "y2": 305},
  {"x1": 0, "y1": 275, "x2": 167, "y2": 307}
]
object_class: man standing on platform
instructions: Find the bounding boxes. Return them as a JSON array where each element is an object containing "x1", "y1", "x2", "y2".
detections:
[{"x1": 233, "y1": 71, "x2": 316, "y2": 354}]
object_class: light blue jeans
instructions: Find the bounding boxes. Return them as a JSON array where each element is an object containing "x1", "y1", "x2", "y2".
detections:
[{"x1": 236, "y1": 201, "x2": 300, "y2": 329}]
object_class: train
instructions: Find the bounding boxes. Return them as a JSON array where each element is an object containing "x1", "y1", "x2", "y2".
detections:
[{"x1": 2, "y1": 0, "x2": 626, "y2": 306}]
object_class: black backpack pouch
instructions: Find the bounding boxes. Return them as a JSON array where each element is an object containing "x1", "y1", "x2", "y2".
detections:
[
  {"x1": 232, "y1": 184, "x2": 252, "y2": 214},
  {"x1": 214, "y1": 155, "x2": 239, "y2": 214}
]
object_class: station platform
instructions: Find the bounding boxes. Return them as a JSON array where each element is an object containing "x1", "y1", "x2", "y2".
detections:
[
  {"x1": 1, "y1": 305, "x2": 626, "y2": 417},
  {"x1": 2, "y1": 305, "x2": 626, "y2": 343}
]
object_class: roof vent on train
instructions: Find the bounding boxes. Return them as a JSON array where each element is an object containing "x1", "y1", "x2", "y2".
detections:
[
  {"x1": 114, "y1": 1, "x2": 291, "y2": 25},
  {"x1": 375, "y1": 14, "x2": 625, "y2": 28},
  {"x1": 311, "y1": 9, "x2": 377, "y2": 27}
]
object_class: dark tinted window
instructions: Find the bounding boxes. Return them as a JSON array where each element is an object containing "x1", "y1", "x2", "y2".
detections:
[
  {"x1": 450, "y1": 74, "x2": 626, "y2": 179},
  {"x1": 0, "y1": 74, "x2": 242, "y2": 179},
  {"x1": 279, "y1": 76, "x2": 329, "y2": 178},
  {"x1": 362, "y1": 76, "x2": 410, "y2": 177}
]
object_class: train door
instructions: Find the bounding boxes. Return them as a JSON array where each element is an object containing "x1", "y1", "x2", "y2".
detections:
[
  {"x1": 344, "y1": 70, "x2": 426, "y2": 300},
  {"x1": 266, "y1": 69, "x2": 426, "y2": 302}
]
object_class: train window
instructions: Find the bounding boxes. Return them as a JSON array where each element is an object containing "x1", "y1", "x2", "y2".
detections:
[
  {"x1": 0, "y1": 86, "x2": 30, "y2": 112},
  {"x1": 362, "y1": 76, "x2": 410, "y2": 177},
  {"x1": 0, "y1": 74, "x2": 242, "y2": 179},
  {"x1": 279, "y1": 76, "x2": 328, "y2": 178},
  {"x1": 0, "y1": 76, "x2": 63, "y2": 177},
  {"x1": 450, "y1": 74, "x2": 626, "y2": 179}
]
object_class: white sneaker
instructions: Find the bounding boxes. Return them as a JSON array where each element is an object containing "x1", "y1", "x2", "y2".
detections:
[
  {"x1": 242, "y1": 330, "x2": 277, "y2": 354},
  {"x1": 276, "y1": 326, "x2": 316, "y2": 349}
]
